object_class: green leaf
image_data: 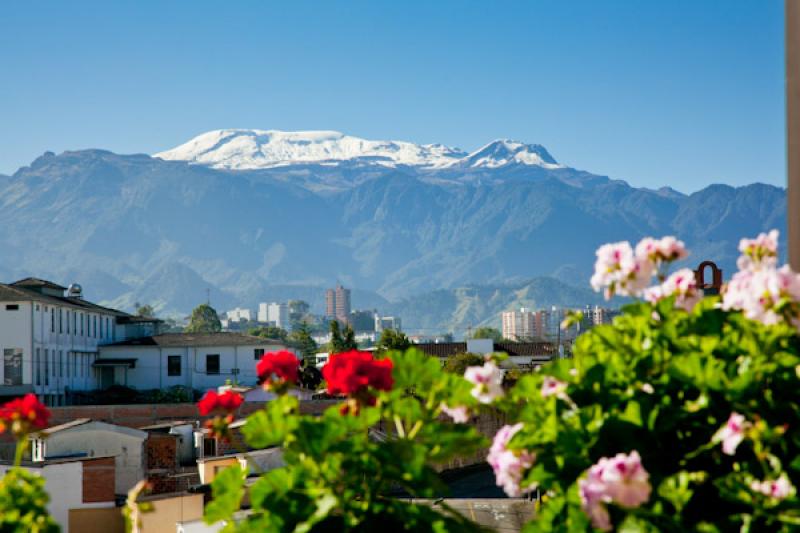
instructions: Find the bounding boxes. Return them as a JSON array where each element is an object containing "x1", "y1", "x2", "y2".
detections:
[{"x1": 205, "y1": 464, "x2": 246, "y2": 524}]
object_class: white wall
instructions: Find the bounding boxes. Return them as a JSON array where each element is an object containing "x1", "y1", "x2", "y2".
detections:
[
  {"x1": 0, "y1": 301, "x2": 33, "y2": 388},
  {"x1": 0, "y1": 460, "x2": 113, "y2": 533},
  {"x1": 99, "y1": 342, "x2": 297, "y2": 391},
  {"x1": 40, "y1": 422, "x2": 147, "y2": 494}
]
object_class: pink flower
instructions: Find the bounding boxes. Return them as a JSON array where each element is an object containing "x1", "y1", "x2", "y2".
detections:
[
  {"x1": 579, "y1": 451, "x2": 651, "y2": 530},
  {"x1": 713, "y1": 412, "x2": 749, "y2": 456},
  {"x1": 464, "y1": 361, "x2": 504, "y2": 404},
  {"x1": 737, "y1": 230, "x2": 779, "y2": 271},
  {"x1": 487, "y1": 423, "x2": 536, "y2": 497},
  {"x1": 751, "y1": 475, "x2": 794, "y2": 500},
  {"x1": 591, "y1": 242, "x2": 654, "y2": 299},
  {"x1": 644, "y1": 268, "x2": 702, "y2": 311},
  {"x1": 440, "y1": 403, "x2": 470, "y2": 423},
  {"x1": 722, "y1": 266, "x2": 800, "y2": 328},
  {"x1": 635, "y1": 236, "x2": 688, "y2": 265},
  {"x1": 541, "y1": 376, "x2": 568, "y2": 398}
]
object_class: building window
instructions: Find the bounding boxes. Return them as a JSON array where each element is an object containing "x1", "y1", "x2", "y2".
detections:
[
  {"x1": 206, "y1": 354, "x2": 220, "y2": 375},
  {"x1": 99, "y1": 316, "x2": 104, "y2": 338},
  {"x1": 168, "y1": 355, "x2": 181, "y2": 376},
  {"x1": 5, "y1": 304, "x2": 18, "y2": 311},
  {"x1": 44, "y1": 349, "x2": 49, "y2": 386},
  {"x1": 203, "y1": 437, "x2": 217, "y2": 457},
  {"x1": 34, "y1": 348, "x2": 40, "y2": 386},
  {"x1": 93, "y1": 316, "x2": 97, "y2": 338},
  {"x1": 51, "y1": 310, "x2": 55, "y2": 333},
  {"x1": 59, "y1": 351, "x2": 63, "y2": 378},
  {"x1": 59, "y1": 309, "x2": 63, "y2": 333},
  {"x1": 80, "y1": 313, "x2": 84, "y2": 336},
  {"x1": 3, "y1": 348, "x2": 22, "y2": 386},
  {"x1": 72, "y1": 310, "x2": 76, "y2": 334},
  {"x1": 254, "y1": 348, "x2": 265, "y2": 360}
]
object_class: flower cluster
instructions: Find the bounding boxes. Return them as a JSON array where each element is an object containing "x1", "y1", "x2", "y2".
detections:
[
  {"x1": 644, "y1": 268, "x2": 702, "y2": 311},
  {"x1": 440, "y1": 403, "x2": 470, "y2": 423},
  {"x1": 713, "y1": 412, "x2": 749, "y2": 456},
  {"x1": 721, "y1": 231, "x2": 800, "y2": 329},
  {"x1": 257, "y1": 350, "x2": 301, "y2": 391},
  {"x1": 579, "y1": 451, "x2": 652, "y2": 531},
  {"x1": 322, "y1": 350, "x2": 393, "y2": 412},
  {"x1": 464, "y1": 360, "x2": 504, "y2": 403},
  {"x1": 487, "y1": 423, "x2": 537, "y2": 497},
  {"x1": 540, "y1": 376, "x2": 568, "y2": 399},
  {"x1": 750, "y1": 475, "x2": 794, "y2": 500},
  {"x1": 590, "y1": 236, "x2": 688, "y2": 300},
  {"x1": 0, "y1": 394, "x2": 50, "y2": 438},
  {"x1": 197, "y1": 390, "x2": 244, "y2": 441}
]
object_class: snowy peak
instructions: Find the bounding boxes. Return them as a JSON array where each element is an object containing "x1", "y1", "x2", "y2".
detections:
[
  {"x1": 154, "y1": 129, "x2": 562, "y2": 170},
  {"x1": 154, "y1": 129, "x2": 467, "y2": 170},
  {"x1": 457, "y1": 139, "x2": 561, "y2": 169}
]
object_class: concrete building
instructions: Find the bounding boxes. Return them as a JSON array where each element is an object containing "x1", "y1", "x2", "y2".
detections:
[
  {"x1": 257, "y1": 302, "x2": 289, "y2": 330},
  {"x1": 374, "y1": 314, "x2": 401, "y2": 333},
  {"x1": 0, "y1": 455, "x2": 118, "y2": 532},
  {"x1": 225, "y1": 307, "x2": 252, "y2": 323},
  {"x1": 98, "y1": 332, "x2": 297, "y2": 391},
  {"x1": 0, "y1": 278, "x2": 162, "y2": 406},
  {"x1": 325, "y1": 284, "x2": 351, "y2": 324},
  {"x1": 31, "y1": 418, "x2": 148, "y2": 494},
  {"x1": 501, "y1": 308, "x2": 543, "y2": 341}
]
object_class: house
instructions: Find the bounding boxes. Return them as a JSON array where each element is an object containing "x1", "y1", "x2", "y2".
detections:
[
  {"x1": 0, "y1": 455, "x2": 118, "y2": 532},
  {"x1": 30, "y1": 418, "x2": 148, "y2": 494},
  {"x1": 98, "y1": 332, "x2": 297, "y2": 391},
  {"x1": 415, "y1": 339, "x2": 556, "y2": 369},
  {"x1": 0, "y1": 278, "x2": 161, "y2": 405}
]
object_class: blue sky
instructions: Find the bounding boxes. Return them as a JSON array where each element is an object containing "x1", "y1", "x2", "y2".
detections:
[{"x1": 0, "y1": 1, "x2": 785, "y2": 191}]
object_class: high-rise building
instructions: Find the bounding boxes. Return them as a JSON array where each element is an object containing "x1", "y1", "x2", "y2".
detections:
[
  {"x1": 374, "y1": 314, "x2": 402, "y2": 333},
  {"x1": 501, "y1": 308, "x2": 543, "y2": 341},
  {"x1": 257, "y1": 302, "x2": 290, "y2": 330},
  {"x1": 325, "y1": 284, "x2": 351, "y2": 324}
]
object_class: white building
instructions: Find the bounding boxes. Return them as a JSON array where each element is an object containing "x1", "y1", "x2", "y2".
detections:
[
  {"x1": 98, "y1": 332, "x2": 297, "y2": 391},
  {"x1": 374, "y1": 315, "x2": 402, "y2": 332},
  {"x1": 30, "y1": 418, "x2": 148, "y2": 494},
  {"x1": 0, "y1": 278, "x2": 162, "y2": 406},
  {"x1": 257, "y1": 302, "x2": 289, "y2": 330},
  {"x1": 225, "y1": 307, "x2": 252, "y2": 323},
  {"x1": 501, "y1": 307, "x2": 541, "y2": 341},
  {"x1": 0, "y1": 455, "x2": 117, "y2": 532}
]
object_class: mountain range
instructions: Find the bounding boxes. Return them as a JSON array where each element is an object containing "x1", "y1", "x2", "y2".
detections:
[{"x1": 0, "y1": 129, "x2": 786, "y2": 334}]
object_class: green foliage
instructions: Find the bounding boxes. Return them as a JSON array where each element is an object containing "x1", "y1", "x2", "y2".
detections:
[
  {"x1": 471, "y1": 327, "x2": 503, "y2": 342},
  {"x1": 288, "y1": 322, "x2": 319, "y2": 364},
  {"x1": 185, "y1": 303, "x2": 222, "y2": 333},
  {"x1": 503, "y1": 296, "x2": 800, "y2": 531},
  {"x1": 443, "y1": 352, "x2": 484, "y2": 375},
  {"x1": 249, "y1": 325, "x2": 289, "y2": 342},
  {"x1": 0, "y1": 467, "x2": 59, "y2": 533},
  {"x1": 206, "y1": 348, "x2": 488, "y2": 532},
  {"x1": 328, "y1": 320, "x2": 357, "y2": 354},
  {"x1": 134, "y1": 302, "x2": 155, "y2": 318},
  {"x1": 376, "y1": 328, "x2": 411, "y2": 353}
]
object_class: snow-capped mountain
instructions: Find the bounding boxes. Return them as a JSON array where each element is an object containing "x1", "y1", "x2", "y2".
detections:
[{"x1": 153, "y1": 129, "x2": 564, "y2": 170}]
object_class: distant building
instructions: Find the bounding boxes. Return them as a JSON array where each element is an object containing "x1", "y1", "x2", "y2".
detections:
[
  {"x1": 258, "y1": 302, "x2": 289, "y2": 330},
  {"x1": 350, "y1": 310, "x2": 377, "y2": 333},
  {"x1": 501, "y1": 308, "x2": 544, "y2": 341},
  {"x1": 226, "y1": 307, "x2": 252, "y2": 323},
  {"x1": 583, "y1": 305, "x2": 620, "y2": 327},
  {"x1": 374, "y1": 315, "x2": 402, "y2": 333},
  {"x1": 325, "y1": 284, "x2": 351, "y2": 324},
  {"x1": 415, "y1": 339, "x2": 556, "y2": 370}
]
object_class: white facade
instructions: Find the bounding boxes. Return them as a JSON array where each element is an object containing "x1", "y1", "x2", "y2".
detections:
[
  {"x1": 501, "y1": 307, "x2": 541, "y2": 341},
  {"x1": 226, "y1": 307, "x2": 252, "y2": 322},
  {"x1": 31, "y1": 420, "x2": 148, "y2": 494},
  {"x1": 374, "y1": 315, "x2": 401, "y2": 332},
  {"x1": 0, "y1": 459, "x2": 115, "y2": 532},
  {"x1": 0, "y1": 291, "x2": 122, "y2": 406},
  {"x1": 99, "y1": 338, "x2": 297, "y2": 391},
  {"x1": 257, "y1": 302, "x2": 289, "y2": 329}
]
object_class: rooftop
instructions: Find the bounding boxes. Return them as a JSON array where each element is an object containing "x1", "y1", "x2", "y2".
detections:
[
  {"x1": 0, "y1": 278, "x2": 130, "y2": 316},
  {"x1": 106, "y1": 332, "x2": 286, "y2": 348}
]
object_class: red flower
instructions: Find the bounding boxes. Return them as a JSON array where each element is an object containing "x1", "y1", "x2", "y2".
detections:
[
  {"x1": 257, "y1": 351, "x2": 301, "y2": 386},
  {"x1": 322, "y1": 350, "x2": 394, "y2": 396},
  {"x1": 0, "y1": 394, "x2": 50, "y2": 436},
  {"x1": 197, "y1": 390, "x2": 243, "y2": 416}
]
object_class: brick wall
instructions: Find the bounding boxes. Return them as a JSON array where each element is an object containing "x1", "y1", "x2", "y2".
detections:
[
  {"x1": 82, "y1": 457, "x2": 116, "y2": 503},
  {"x1": 146, "y1": 433, "x2": 177, "y2": 470}
]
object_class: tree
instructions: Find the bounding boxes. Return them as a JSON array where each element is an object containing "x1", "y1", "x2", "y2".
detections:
[
  {"x1": 134, "y1": 302, "x2": 155, "y2": 318},
  {"x1": 185, "y1": 304, "x2": 222, "y2": 333},
  {"x1": 287, "y1": 322, "x2": 318, "y2": 365},
  {"x1": 471, "y1": 326, "x2": 503, "y2": 342},
  {"x1": 376, "y1": 329, "x2": 411, "y2": 353},
  {"x1": 249, "y1": 325, "x2": 289, "y2": 342},
  {"x1": 328, "y1": 320, "x2": 357, "y2": 354},
  {"x1": 443, "y1": 352, "x2": 484, "y2": 374}
]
